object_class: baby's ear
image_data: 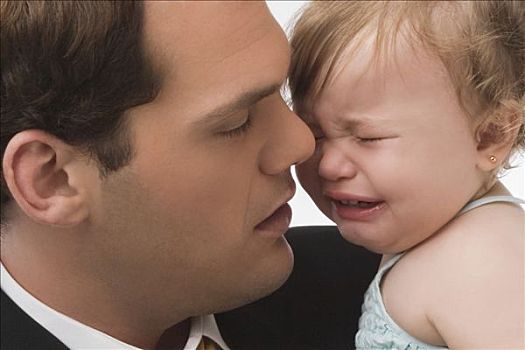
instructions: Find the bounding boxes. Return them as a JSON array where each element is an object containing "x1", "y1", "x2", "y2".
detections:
[
  {"x1": 475, "y1": 99, "x2": 523, "y2": 172},
  {"x1": 2, "y1": 130, "x2": 97, "y2": 226}
]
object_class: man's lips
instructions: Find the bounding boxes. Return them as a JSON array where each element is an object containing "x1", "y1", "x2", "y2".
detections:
[
  {"x1": 254, "y1": 184, "x2": 296, "y2": 237},
  {"x1": 254, "y1": 203, "x2": 292, "y2": 236}
]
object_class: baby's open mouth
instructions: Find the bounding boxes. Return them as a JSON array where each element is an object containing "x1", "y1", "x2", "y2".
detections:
[{"x1": 336, "y1": 200, "x2": 382, "y2": 209}]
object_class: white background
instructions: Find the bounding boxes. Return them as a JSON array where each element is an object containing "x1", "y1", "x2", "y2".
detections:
[{"x1": 266, "y1": 1, "x2": 525, "y2": 227}]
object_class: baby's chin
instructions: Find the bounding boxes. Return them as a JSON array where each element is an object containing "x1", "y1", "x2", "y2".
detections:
[
  {"x1": 338, "y1": 227, "x2": 381, "y2": 253},
  {"x1": 336, "y1": 222, "x2": 407, "y2": 255},
  {"x1": 313, "y1": 198, "x2": 404, "y2": 254}
]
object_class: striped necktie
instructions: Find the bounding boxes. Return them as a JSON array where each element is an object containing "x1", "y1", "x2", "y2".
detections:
[{"x1": 196, "y1": 336, "x2": 220, "y2": 350}]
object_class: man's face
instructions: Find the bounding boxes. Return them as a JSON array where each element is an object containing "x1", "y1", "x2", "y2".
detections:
[{"x1": 88, "y1": 2, "x2": 314, "y2": 320}]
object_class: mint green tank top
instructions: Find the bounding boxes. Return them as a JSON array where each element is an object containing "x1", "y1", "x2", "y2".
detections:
[{"x1": 355, "y1": 195, "x2": 525, "y2": 350}]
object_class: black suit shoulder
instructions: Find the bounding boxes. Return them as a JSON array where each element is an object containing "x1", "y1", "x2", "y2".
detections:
[
  {"x1": 217, "y1": 226, "x2": 381, "y2": 350},
  {"x1": 1, "y1": 289, "x2": 68, "y2": 350}
]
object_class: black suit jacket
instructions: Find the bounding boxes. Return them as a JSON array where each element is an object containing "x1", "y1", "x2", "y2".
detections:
[{"x1": 1, "y1": 226, "x2": 380, "y2": 350}]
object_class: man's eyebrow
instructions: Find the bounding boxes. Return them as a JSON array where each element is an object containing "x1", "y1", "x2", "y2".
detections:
[{"x1": 199, "y1": 84, "x2": 280, "y2": 125}]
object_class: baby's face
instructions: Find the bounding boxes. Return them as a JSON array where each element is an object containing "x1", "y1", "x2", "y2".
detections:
[{"x1": 296, "y1": 35, "x2": 485, "y2": 254}]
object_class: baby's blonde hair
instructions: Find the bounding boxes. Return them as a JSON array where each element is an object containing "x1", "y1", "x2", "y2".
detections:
[{"x1": 289, "y1": 1, "x2": 525, "y2": 169}]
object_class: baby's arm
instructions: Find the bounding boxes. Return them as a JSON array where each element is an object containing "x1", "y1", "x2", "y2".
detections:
[{"x1": 427, "y1": 206, "x2": 524, "y2": 348}]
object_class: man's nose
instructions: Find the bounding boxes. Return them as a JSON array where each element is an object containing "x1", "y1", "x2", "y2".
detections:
[
  {"x1": 318, "y1": 140, "x2": 358, "y2": 182},
  {"x1": 258, "y1": 98, "x2": 315, "y2": 175}
]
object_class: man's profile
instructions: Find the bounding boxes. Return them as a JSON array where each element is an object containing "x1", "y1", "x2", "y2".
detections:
[
  {"x1": 1, "y1": 2, "x2": 379, "y2": 349},
  {"x1": 1, "y1": 1, "x2": 313, "y2": 348}
]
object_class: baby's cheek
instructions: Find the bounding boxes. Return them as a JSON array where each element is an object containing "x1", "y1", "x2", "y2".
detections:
[{"x1": 296, "y1": 159, "x2": 327, "y2": 212}]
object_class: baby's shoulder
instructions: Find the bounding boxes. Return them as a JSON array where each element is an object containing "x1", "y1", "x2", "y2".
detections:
[
  {"x1": 409, "y1": 200, "x2": 524, "y2": 293},
  {"x1": 382, "y1": 201, "x2": 524, "y2": 345},
  {"x1": 400, "y1": 200, "x2": 523, "y2": 272},
  {"x1": 405, "y1": 201, "x2": 524, "y2": 347},
  {"x1": 427, "y1": 200, "x2": 524, "y2": 271}
]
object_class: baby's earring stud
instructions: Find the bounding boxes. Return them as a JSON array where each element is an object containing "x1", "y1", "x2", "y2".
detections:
[{"x1": 489, "y1": 155, "x2": 497, "y2": 163}]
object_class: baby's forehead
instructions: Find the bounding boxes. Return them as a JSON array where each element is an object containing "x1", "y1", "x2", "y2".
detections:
[
  {"x1": 306, "y1": 26, "x2": 446, "y2": 106},
  {"x1": 301, "y1": 33, "x2": 457, "y2": 125},
  {"x1": 294, "y1": 23, "x2": 428, "y2": 108},
  {"x1": 335, "y1": 26, "x2": 445, "y2": 80}
]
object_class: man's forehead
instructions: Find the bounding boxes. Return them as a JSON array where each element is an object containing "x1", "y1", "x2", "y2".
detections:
[
  {"x1": 143, "y1": 2, "x2": 275, "y2": 63},
  {"x1": 142, "y1": 1, "x2": 290, "y2": 90},
  {"x1": 139, "y1": 1, "x2": 290, "y2": 120}
]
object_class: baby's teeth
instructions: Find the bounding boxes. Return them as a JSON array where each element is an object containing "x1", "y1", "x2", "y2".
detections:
[{"x1": 339, "y1": 200, "x2": 359, "y2": 206}]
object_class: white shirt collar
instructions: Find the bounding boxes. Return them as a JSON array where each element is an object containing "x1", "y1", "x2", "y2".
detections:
[{"x1": 1, "y1": 263, "x2": 230, "y2": 350}]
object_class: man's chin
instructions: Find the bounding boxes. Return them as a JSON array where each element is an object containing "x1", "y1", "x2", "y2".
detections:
[{"x1": 214, "y1": 249, "x2": 293, "y2": 314}]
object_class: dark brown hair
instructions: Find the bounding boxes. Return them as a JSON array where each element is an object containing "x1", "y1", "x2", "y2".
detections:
[{"x1": 1, "y1": 1, "x2": 161, "y2": 221}]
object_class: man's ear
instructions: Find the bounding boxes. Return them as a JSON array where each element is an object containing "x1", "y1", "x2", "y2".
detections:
[
  {"x1": 475, "y1": 101, "x2": 522, "y2": 172},
  {"x1": 2, "y1": 130, "x2": 95, "y2": 226}
]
